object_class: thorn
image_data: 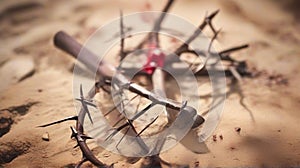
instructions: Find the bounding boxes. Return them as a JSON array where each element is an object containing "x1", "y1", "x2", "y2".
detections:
[
  {"x1": 136, "y1": 116, "x2": 159, "y2": 137},
  {"x1": 77, "y1": 84, "x2": 94, "y2": 124},
  {"x1": 104, "y1": 94, "x2": 138, "y2": 116},
  {"x1": 105, "y1": 122, "x2": 130, "y2": 141},
  {"x1": 116, "y1": 127, "x2": 130, "y2": 150},
  {"x1": 70, "y1": 126, "x2": 77, "y2": 139},
  {"x1": 192, "y1": 29, "x2": 221, "y2": 74},
  {"x1": 207, "y1": 9, "x2": 220, "y2": 20},
  {"x1": 80, "y1": 135, "x2": 93, "y2": 140},
  {"x1": 175, "y1": 10, "x2": 221, "y2": 55},
  {"x1": 219, "y1": 44, "x2": 249, "y2": 55},
  {"x1": 181, "y1": 101, "x2": 187, "y2": 109},
  {"x1": 112, "y1": 116, "x2": 126, "y2": 127},
  {"x1": 37, "y1": 116, "x2": 78, "y2": 127},
  {"x1": 152, "y1": 0, "x2": 175, "y2": 32},
  {"x1": 83, "y1": 102, "x2": 94, "y2": 124},
  {"x1": 105, "y1": 130, "x2": 118, "y2": 142},
  {"x1": 127, "y1": 119, "x2": 138, "y2": 134},
  {"x1": 130, "y1": 103, "x2": 153, "y2": 121},
  {"x1": 80, "y1": 84, "x2": 84, "y2": 99},
  {"x1": 74, "y1": 143, "x2": 79, "y2": 148},
  {"x1": 75, "y1": 98, "x2": 97, "y2": 107},
  {"x1": 208, "y1": 28, "x2": 221, "y2": 52}
]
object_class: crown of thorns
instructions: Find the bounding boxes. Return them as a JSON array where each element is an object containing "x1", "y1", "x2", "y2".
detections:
[{"x1": 39, "y1": 0, "x2": 249, "y2": 167}]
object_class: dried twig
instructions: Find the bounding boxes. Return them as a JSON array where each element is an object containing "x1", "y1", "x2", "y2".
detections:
[
  {"x1": 192, "y1": 29, "x2": 221, "y2": 73},
  {"x1": 134, "y1": 0, "x2": 175, "y2": 49},
  {"x1": 174, "y1": 9, "x2": 220, "y2": 55},
  {"x1": 119, "y1": 10, "x2": 126, "y2": 61}
]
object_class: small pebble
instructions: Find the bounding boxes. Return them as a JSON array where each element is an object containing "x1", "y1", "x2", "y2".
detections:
[
  {"x1": 213, "y1": 135, "x2": 217, "y2": 142},
  {"x1": 42, "y1": 132, "x2": 50, "y2": 141},
  {"x1": 235, "y1": 127, "x2": 241, "y2": 133}
]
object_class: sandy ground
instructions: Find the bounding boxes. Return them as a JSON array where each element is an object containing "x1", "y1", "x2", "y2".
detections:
[{"x1": 0, "y1": 0, "x2": 300, "y2": 167}]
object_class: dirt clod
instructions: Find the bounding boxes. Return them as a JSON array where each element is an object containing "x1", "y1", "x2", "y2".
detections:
[
  {"x1": 0, "y1": 110, "x2": 13, "y2": 137},
  {"x1": 0, "y1": 141, "x2": 31, "y2": 164},
  {"x1": 213, "y1": 135, "x2": 217, "y2": 142},
  {"x1": 219, "y1": 134, "x2": 223, "y2": 140},
  {"x1": 0, "y1": 102, "x2": 38, "y2": 137}
]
